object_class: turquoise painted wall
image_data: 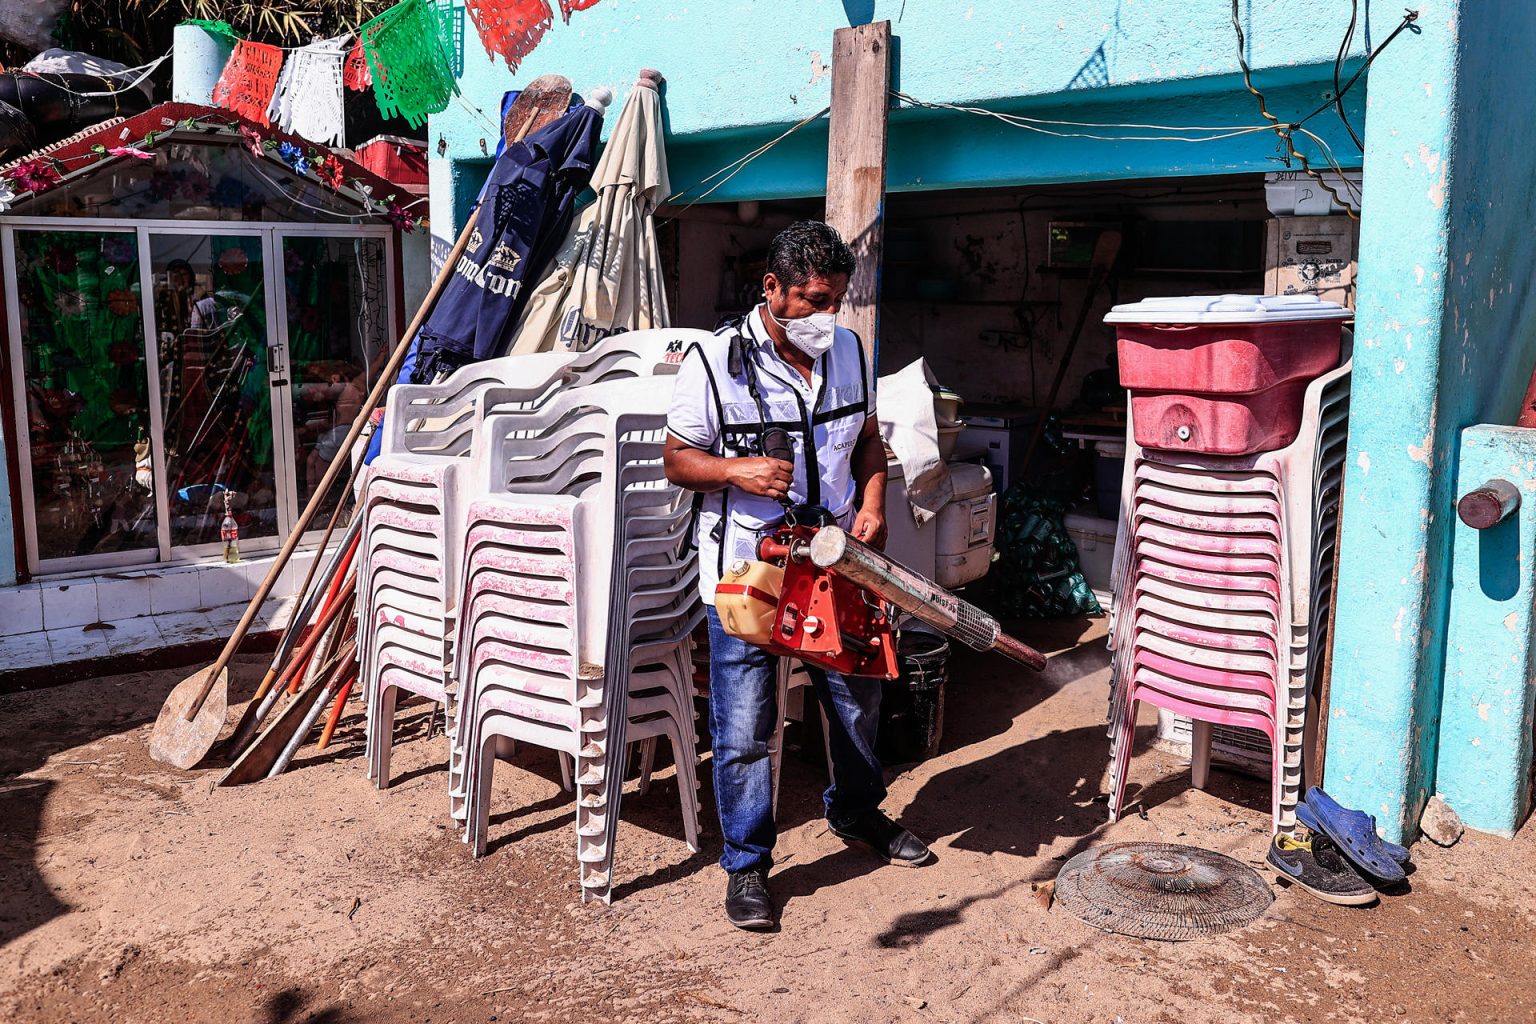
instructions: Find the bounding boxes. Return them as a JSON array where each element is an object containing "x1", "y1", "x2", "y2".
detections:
[
  {"x1": 1326, "y1": 0, "x2": 1536, "y2": 842},
  {"x1": 430, "y1": 0, "x2": 1370, "y2": 230}
]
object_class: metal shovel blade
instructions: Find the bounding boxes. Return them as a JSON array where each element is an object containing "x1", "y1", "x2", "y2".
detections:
[
  {"x1": 218, "y1": 680, "x2": 328, "y2": 787},
  {"x1": 148, "y1": 666, "x2": 229, "y2": 769}
]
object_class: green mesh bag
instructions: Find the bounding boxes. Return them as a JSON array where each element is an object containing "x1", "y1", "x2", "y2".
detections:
[
  {"x1": 360, "y1": 0, "x2": 461, "y2": 128},
  {"x1": 985, "y1": 490, "x2": 1103, "y2": 619},
  {"x1": 972, "y1": 415, "x2": 1103, "y2": 619}
]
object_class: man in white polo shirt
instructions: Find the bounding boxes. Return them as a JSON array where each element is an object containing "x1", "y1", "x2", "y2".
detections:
[{"x1": 665, "y1": 221, "x2": 931, "y2": 931}]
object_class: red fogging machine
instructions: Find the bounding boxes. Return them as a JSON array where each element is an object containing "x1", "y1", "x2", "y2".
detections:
[{"x1": 715, "y1": 506, "x2": 1048, "y2": 678}]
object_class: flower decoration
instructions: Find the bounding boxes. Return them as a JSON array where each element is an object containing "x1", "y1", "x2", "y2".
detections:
[
  {"x1": 386, "y1": 200, "x2": 417, "y2": 233},
  {"x1": 218, "y1": 246, "x2": 251, "y2": 276},
  {"x1": 107, "y1": 289, "x2": 139, "y2": 317},
  {"x1": 238, "y1": 124, "x2": 266, "y2": 158},
  {"x1": 54, "y1": 290, "x2": 87, "y2": 317},
  {"x1": 276, "y1": 142, "x2": 312, "y2": 177},
  {"x1": 178, "y1": 170, "x2": 212, "y2": 202},
  {"x1": 49, "y1": 248, "x2": 79, "y2": 274},
  {"x1": 101, "y1": 235, "x2": 136, "y2": 267},
  {"x1": 108, "y1": 145, "x2": 155, "y2": 161},
  {"x1": 212, "y1": 176, "x2": 254, "y2": 207},
  {"x1": 314, "y1": 153, "x2": 346, "y2": 190},
  {"x1": 6, "y1": 157, "x2": 63, "y2": 194}
]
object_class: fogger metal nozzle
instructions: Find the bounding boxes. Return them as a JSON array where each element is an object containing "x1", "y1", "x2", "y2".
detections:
[{"x1": 807, "y1": 527, "x2": 1047, "y2": 672}]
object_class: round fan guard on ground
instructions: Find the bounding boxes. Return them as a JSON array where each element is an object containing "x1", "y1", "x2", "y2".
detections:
[{"x1": 1054, "y1": 842, "x2": 1273, "y2": 941}]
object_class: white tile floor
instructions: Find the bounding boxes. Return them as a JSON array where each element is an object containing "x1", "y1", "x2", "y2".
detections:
[{"x1": 1, "y1": 548, "x2": 327, "y2": 671}]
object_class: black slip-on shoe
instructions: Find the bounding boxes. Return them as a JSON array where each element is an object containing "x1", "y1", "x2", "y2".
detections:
[
  {"x1": 725, "y1": 868, "x2": 776, "y2": 930},
  {"x1": 1268, "y1": 830, "x2": 1377, "y2": 906},
  {"x1": 828, "y1": 809, "x2": 932, "y2": 867}
]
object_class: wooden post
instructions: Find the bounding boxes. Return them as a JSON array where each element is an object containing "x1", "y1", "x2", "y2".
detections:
[{"x1": 824, "y1": 20, "x2": 891, "y2": 359}]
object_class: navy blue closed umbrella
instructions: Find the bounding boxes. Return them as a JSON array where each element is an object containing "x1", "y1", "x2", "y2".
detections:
[{"x1": 398, "y1": 97, "x2": 604, "y2": 385}]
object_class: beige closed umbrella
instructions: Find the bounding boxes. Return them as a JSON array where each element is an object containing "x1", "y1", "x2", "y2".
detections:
[{"x1": 510, "y1": 68, "x2": 671, "y2": 354}]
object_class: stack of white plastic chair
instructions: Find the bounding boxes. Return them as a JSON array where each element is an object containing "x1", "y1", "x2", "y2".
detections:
[
  {"x1": 1105, "y1": 359, "x2": 1351, "y2": 833},
  {"x1": 448, "y1": 375, "x2": 704, "y2": 902},
  {"x1": 360, "y1": 331, "x2": 695, "y2": 790}
]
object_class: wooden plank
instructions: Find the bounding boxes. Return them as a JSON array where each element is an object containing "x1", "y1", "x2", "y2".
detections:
[{"x1": 824, "y1": 20, "x2": 891, "y2": 358}]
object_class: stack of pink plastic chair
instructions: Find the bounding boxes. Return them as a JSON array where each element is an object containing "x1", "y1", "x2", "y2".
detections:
[
  {"x1": 445, "y1": 378, "x2": 702, "y2": 902},
  {"x1": 1103, "y1": 295, "x2": 1352, "y2": 833},
  {"x1": 358, "y1": 330, "x2": 705, "y2": 793}
]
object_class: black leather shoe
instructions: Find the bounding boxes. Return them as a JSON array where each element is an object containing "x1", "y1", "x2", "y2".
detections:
[
  {"x1": 725, "y1": 868, "x2": 775, "y2": 930},
  {"x1": 828, "y1": 809, "x2": 932, "y2": 866}
]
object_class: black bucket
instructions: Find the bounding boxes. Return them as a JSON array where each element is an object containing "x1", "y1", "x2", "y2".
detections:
[{"x1": 876, "y1": 624, "x2": 950, "y2": 764}]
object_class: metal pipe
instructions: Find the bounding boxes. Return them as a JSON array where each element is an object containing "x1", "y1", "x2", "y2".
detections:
[
  {"x1": 1457, "y1": 478, "x2": 1521, "y2": 530},
  {"x1": 807, "y1": 526, "x2": 1048, "y2": 672}
]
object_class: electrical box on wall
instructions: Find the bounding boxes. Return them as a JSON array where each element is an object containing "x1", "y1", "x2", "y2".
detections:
[{"x1": 1265, "y1": 215, "x2": 1359, "y2": 309}]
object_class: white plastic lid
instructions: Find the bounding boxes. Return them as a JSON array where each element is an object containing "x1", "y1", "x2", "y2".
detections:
[{"x1": 1103, "y1": 293, "x2": 1353, "y2": 325}]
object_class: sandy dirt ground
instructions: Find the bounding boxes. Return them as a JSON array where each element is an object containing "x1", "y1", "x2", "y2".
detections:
[{"x1": 2, "y1": 616, "x2": 1534, "y2": 1024}]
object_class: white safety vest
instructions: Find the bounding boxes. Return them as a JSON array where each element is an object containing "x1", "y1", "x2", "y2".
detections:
[{"x1": 666, "y1": 305, "x2": 875, "y2": 602}]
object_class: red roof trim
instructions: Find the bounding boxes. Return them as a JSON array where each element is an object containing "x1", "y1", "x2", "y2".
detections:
[{"x1": 7, "y1": 103, "x2": 412, "y2": 213}]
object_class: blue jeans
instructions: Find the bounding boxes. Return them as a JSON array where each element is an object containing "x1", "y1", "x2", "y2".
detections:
[{"x1": 706, "y1": 608, "x2": 887, "y2": 874}]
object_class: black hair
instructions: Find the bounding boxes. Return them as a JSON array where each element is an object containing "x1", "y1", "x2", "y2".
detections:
[{"x1": 766, "y1": 220, "x2": 855, "y2": 288}]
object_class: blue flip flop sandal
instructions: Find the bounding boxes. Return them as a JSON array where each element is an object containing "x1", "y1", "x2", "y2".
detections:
[
  {"x1": 1296, "y1": 799, "x2": 1411, "y2": 867},
  {"x1": 1300, "y1": 787, "x2": 1408, "y2": 883}
]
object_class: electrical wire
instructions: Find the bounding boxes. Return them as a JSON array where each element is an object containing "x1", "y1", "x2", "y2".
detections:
[
  {"x1": 1333, "y1": 1, "x2": 1364, "y2": 150},
  {"x1": 1296, "y1": 8, "x2": 1421, "y2": 133},
  {"x1": 660, "y1": 105, "x2": 831, "y2": 216},
  {"x1": 892, "y1": 90, "x2": 1278, "y2": 143},
  {"x1": 452, "y1": 91, "x2": 504, "y2": 141},
  {"x1": 1230, "y1": 0, "x2": 1360, "y2": 219}
]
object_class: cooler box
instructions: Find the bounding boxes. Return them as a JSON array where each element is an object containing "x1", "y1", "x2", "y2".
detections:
[
  {"x1": 1105, "y1": 294, "x2": 1351, "y2": 456},
  {"x1": 935, "y1": 462, "x2": 996, "y2": 588}
]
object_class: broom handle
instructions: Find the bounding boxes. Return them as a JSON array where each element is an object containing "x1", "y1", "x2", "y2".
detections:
[{"x1": 181, "y1": 210, "x2": 481, "y2": 721}]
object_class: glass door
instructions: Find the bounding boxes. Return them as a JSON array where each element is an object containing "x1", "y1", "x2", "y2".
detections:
[
  {"x1": 5, "y1": 228, "x2": 160, "y2": 569},
  {"x1": 5, "y1": 220, "x2": 396, "y2": 575},
  {"x1": 142, "y1": 230, "x2": 283, "y2": 555},
  {"x1": 272, "y1": 231, "x2": 393, "y2": 529}
]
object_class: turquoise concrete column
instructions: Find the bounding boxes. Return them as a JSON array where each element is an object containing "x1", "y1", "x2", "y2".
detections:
[
  {"x1": 1323, "y1": 4, "x2": 1458, "y2": 841},
  {"x1": 1327, "y1": 0, "x2": 1536, "y2": 841},
  {"x1": 1437, "y1": 427, "x2": 1536, "y2": 836}
]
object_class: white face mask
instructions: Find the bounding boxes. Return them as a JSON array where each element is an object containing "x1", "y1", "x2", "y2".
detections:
[{"x1": 766, "y1": 304, "x2": 837, "y2": 358}]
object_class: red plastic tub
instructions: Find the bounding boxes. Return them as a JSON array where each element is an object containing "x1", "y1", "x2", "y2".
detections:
[
  {"x1": 1105, "y1": 294, "x2": 1352, "y2": 455},
  {"x1": 1130, "y1": 380, "x2": 1312, "y2": 455}
]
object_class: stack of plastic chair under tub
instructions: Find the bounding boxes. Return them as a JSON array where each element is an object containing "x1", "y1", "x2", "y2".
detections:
[
  {"x1": 1101, "y1": 295, "x2": 1354, "y2": 833},
  {"x1": 359, "y1": 329, "x2": 712, "y2": 903}
]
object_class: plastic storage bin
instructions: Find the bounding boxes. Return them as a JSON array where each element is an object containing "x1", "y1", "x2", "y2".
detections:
[{"x1": 1105, "y1": 294, "x2": 1351, "y2": 456}]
